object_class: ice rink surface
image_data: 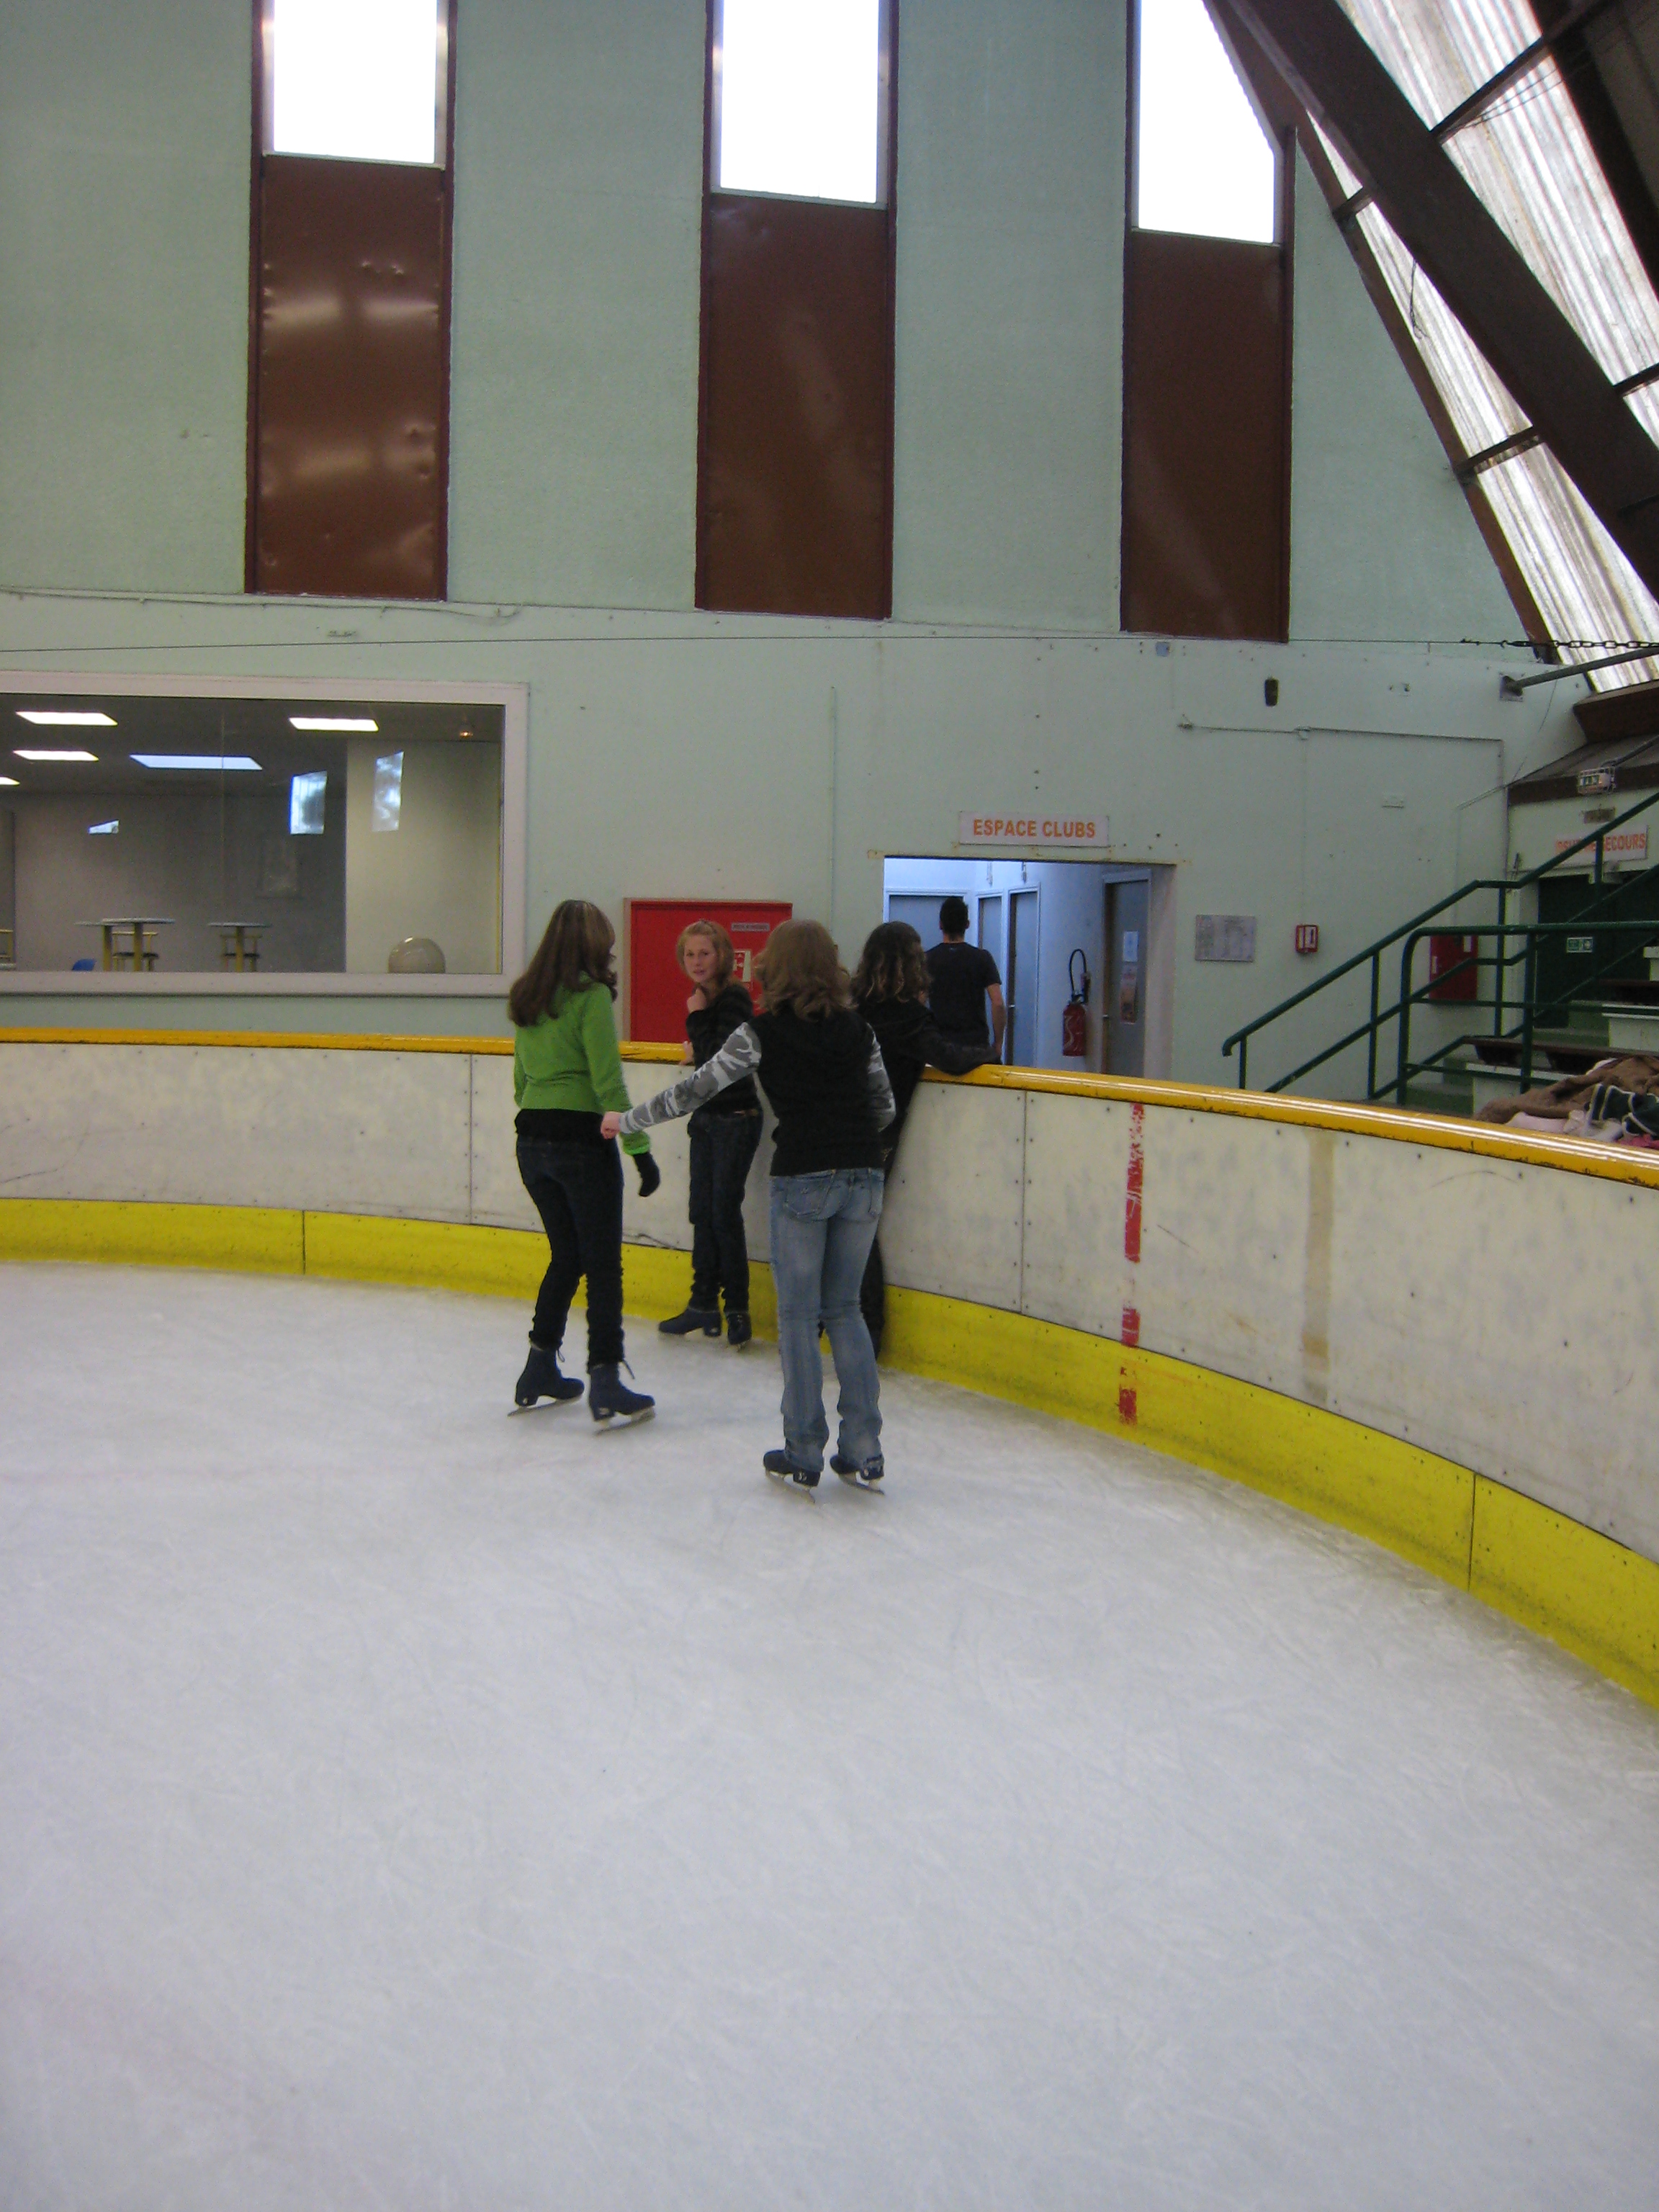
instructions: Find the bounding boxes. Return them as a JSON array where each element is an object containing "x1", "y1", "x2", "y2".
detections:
[{"x1": 3, "y1": 1262, "x2": 1658, "y2": 2211}]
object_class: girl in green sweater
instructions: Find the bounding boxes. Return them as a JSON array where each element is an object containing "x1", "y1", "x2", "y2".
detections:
[{"x1": 510, "y1": 900, "x2": 658, "y2": 1423}]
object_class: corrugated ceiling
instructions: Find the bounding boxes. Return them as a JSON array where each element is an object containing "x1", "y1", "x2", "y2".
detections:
[{"x1": 1328, "y1": 0, "x2": 1659, "y2": 684}]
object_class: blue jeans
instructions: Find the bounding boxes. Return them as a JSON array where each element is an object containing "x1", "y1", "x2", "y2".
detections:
[{"x1": 768, "y1": 1167, "x2": 884, "y2": 1473}]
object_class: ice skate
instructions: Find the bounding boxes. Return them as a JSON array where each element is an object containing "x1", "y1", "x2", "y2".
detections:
[
  {"x1": 726, "y1": 1309, "x2": 752, "y2": 1349},
  {"x1": 763, "y1": 1449, "x2": 819, "y2": 1491},
  {"x1": 513, "y1": 1341, "x2": 583, "y2": 1410},
  {"x1": 588, "y1": 1362, "x2": 655, "y2": 1424},
  {"x1": 832, "y1": 1452, "x2": 884, "y2": 1489},
  {"x1": 659, "y1": 1305, "x2": 721, "y2": 1338}
]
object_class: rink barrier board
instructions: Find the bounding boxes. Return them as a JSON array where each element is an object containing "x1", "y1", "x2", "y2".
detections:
[
  {"x1": 2, "y1": 1193, "x2": 1655, "y2": 1712},
  {"x1": 6, "y1": 1026, "x2": 1659, "y2": 1191}
]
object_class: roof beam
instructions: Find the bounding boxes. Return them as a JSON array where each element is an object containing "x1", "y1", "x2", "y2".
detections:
[
  {"x1": 1226, "y1": 0, "x2": 1659, "y2": 604},
  {"x1": 1332, "y1": 0, "x2": 1619, "y2": 226}
]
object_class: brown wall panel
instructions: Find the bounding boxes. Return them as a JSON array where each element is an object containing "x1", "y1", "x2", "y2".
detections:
[
  {"x1": 698, "y1": 195, "x2": 892, "y2": 619},
  {"x1": 253, "y1": 157, "x2": 447, "y2": 599},
  {"x1": 1121, "y1": 230, "x2": 1287, "y2": 641}
]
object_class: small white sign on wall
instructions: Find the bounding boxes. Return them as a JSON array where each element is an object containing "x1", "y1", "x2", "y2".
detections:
[{"x1": 958, "y1": 811, "x2": 1106, "y2": 848}]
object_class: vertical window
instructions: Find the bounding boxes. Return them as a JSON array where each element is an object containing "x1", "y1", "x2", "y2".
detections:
[
  {"x1": 1133, "y1": 0, "x2": 1277, "y2": 245},
  {"x1": 1121, "y1": 0, "x2": 1291, "y2": 641},
  {"x1": 248, "y1": 0, "x2": 454, "y2": 601},
  {"x1": 697, "y1": 0, "x2": 897, "y2": 620}
]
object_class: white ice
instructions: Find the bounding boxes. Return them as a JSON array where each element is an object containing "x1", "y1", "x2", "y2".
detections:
[{"x1": 3, "y1": 1263, "x2": 1658, "y2": 2211}]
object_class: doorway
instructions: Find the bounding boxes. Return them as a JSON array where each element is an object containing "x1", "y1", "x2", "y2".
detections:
[{"x1": 881, "y1": 855, "x2": 1175, "y2": 1076}]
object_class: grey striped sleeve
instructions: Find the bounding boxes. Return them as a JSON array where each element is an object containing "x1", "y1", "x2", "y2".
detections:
[{"x1": 616, "y1": 1025, "x2": 762, "y2": 1135}]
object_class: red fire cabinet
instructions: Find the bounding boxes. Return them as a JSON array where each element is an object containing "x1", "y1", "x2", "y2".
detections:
[
  {"x1": 626, "y1": 899, "x2": 793, "y2": 1043},
  {"x1": 1427, "y1": 932, "x2": 1480, "y2": 1004}
]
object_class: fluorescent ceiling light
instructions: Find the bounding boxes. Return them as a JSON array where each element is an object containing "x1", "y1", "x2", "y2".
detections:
[
  {"x1": 132, "y1": 754, "x2": 262, "y2": 771},
  {"x1": 87, "y1": 819, "x2": 119, "y2": 835},
  {"x1": 16, "y1": 709, "x2": 117, "y2": 727},
  {"x1": 289, "y1": 716, "x2": 379, "y2": 732},
  {"x1": 0, "y1": 775, "x2": 17, "y2": 787},
  {"x1": 15, "y1": 749, "x2": 98, "y2": 762}
]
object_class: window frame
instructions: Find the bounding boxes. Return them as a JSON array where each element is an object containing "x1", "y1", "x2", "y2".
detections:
[
  {"x1": 258, "y1": 0, "x2": 451, "y2": 169},
  {"x1": 1128, "y1": 0, "x2": 1283, "y2": 246},
  {"x1": 244, "y1": 0, "x2": 458, "y2": 601},
  {"x1": 709, "y1": 0, "x2": 894, "y2": 210},
  {"x1": 0, "y1": 673, "x2": 528, "y2": 989}
]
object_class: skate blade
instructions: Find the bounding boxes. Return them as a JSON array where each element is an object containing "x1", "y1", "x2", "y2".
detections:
[
  {"x1": 509, "y1": 1396, "x2": 582, "y2": 1416},
  {"x1": 591, "y1": 1406, "x2": 655, "y2": 1427}
]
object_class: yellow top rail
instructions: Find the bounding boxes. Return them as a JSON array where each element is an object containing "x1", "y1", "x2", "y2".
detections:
[{"x1": 2, "y1": 1027, "x2": 1655, "y2": 1192}]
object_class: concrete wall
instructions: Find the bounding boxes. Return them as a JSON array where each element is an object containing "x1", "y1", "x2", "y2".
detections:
[
  {"x1": 4, "y1": 1037, "x2": 1655, "y2": 1571},
  {"x1": 891, "y1": 0, "x2": 1125, "y2": 628},
  {"x1": 344, "y1": 739, "x2": 502, "y2": 974},
  {"x1": 1285, "y1": 152, "x2": 1519, "y2": 647},
  {"x1": 0, "y1": 0, "x2": 1524, "y2": 641},
  {"x1": 0, "y1": 0, "x2": 248, "y2": 592},
  {"x1": 0, "y1": 602, "x2": 1585, "y2": 1086}
]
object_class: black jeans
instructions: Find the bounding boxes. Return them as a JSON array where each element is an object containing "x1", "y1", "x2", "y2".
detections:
[
  {"x1": 688, "y1": 1109, "x2": 763, "y2": 1313},
  {"x1": 516, "y1": 1134, "x2": 625, "y2": 1370}
]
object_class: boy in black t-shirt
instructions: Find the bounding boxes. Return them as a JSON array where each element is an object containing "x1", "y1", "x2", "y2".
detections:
[{"x1": 926, "y1": 896, "x2": 1007, "y2": 1055}]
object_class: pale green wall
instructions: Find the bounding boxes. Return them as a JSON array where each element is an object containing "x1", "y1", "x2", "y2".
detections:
[
  {"x1": 0, "y1": 0, "x2": 248, "y2": 593},
  {"x1": 891, "y1": 0, "x2": 1126, "y2": 629},
  {"x1": 1286, "y1": 150, "x2": 1519, "y2": 646},
  {"x1": 446, "y1": 0, "x2": 705, "y2": 609},
  {"x1": 0, "y1": 0, "x2": 1525, "y2": 643}
]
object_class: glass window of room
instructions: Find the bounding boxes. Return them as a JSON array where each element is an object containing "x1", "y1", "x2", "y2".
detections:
[
  {"x1": 1135, "y1": 0, "x2": 1278, "y2": 243},
  {"x1": 266, "y1": 0, "x2": 449, "y2": 166},
  {"x1": 714, "y1": 0, "x2": 888, "y2": 204},
  {"x1": 0, "y1": 698, "x2": 503, "y2": 978}
]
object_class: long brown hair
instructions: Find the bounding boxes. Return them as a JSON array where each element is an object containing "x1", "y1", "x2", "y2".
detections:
[
  {"x1": 676, "y1": 918, "x2": 736, "y2": 992},
  {"x1": 853, "y1": 921, "x2": 929, "y2": 1005},
  {"x1": 754, "y1": 918, "x2": 853, "y2": 1021},
  {"x1": 508, "y1": 900, "x2": 618, "y2": 1026}
]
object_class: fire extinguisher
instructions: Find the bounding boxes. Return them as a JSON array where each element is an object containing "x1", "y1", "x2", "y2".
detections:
[{"x1": 1062, "y1": 948, "x2": 1090, "y2": 1058}]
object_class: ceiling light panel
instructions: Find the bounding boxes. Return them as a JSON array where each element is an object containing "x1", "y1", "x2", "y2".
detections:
[
  {"x1": 289, "y1": 716, "x2": 379, "y2": 731},
  {"x1": 15, "y1": 749, "x2": 99, "y2": 762},
  {"x1": 16, "y1": 709, "x2": 117, "y2": 726},
  {"x1": 131, "y1": 755, "x2": 263, "y2": 771}
]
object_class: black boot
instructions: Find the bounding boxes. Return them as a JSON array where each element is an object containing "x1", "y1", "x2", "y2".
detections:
[
  {"x1": 515, "y1": 1341, "x2": 583, "y2": 1408},
  {"x1": 589, "y1": 1362, "x2": 655, "y2": 1424},
  {"x1": 726, "y1": 1310, "x2": 752, "y2": 1349},
  {"x1": 659, "y1": 1305, "x2": 722, "y2": 1337}
]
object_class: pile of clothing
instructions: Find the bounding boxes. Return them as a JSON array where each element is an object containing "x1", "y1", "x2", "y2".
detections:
[{"x1": 1475, "y1": 1052, "x2": 1659, "y2": 1146}]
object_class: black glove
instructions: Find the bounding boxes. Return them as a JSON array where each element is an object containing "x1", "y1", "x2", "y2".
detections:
[{"x1": 634, "y1": 1151, "x2": 661, "y2": 1197}]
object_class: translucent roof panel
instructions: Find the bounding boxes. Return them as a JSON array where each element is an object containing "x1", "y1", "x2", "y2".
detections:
[{"x1": 1328, "y1": 0, "x2": 1659, "y2": 687}]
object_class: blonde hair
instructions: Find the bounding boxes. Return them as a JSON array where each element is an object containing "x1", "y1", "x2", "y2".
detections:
[
  {"x1": 675, "y1": 918, "x2": 736, "y2": 992},
  {"x1": 754, "y1": 918, "x2": 853, "y2": 1021}
]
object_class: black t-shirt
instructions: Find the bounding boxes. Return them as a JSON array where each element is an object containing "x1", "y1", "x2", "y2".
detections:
[{"x1": 926, "y1": 940, "x2": 1001, "y2": 1046}]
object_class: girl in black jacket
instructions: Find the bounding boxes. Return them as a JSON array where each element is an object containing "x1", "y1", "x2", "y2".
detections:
[
  {"x1": 853, "y1": 920, "x2": 997, "y2": 1357},
  {"x1": 657, "y1": 920, "x2": 764, "y2": 1347},
  {"x1": 606, "y1": 920, "x2": 894, "y2": 1491}
]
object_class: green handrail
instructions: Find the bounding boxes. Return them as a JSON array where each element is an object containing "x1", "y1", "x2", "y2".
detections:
[{"x1": 1222, "y1": 784, "x2": 1659, "y2": 1094}]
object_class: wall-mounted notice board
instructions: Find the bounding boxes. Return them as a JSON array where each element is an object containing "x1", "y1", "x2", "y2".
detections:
[{"x1": 626, "y1": 899, "x2": 793, "y2": 1043}]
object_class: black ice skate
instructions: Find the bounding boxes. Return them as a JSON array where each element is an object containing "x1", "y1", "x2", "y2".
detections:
[
  {"x1": 513, "y1": 1341, "x2": 584, "y2": 1409},
  {"x1": 659, "y1": 1305, "x2": 722, "y2": 1337},
  {"x1": 726, "y1": 1310, "x2": 752, "y2": 1349},
  {"x1": 589, "y1": 1362, "x2": 655, "y2": 1424},
  {"x1": 763, "y1": 1449, "x2": 820, "y2": 1491},
  {"x1": 832, "y1": 1453, "x2": 884, "y2": 1489}
]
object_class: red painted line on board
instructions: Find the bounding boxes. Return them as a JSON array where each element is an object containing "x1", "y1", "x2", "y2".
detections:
[
  {"x1": 1120, "y1": 1303, "x2": 1141, "y2": 1348},
  {"x1": 1124, "y1": 1101, "x2": 1143, "y2": 1264}
]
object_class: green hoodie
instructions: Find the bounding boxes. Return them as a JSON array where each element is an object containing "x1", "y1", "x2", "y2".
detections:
[{"x1": 513, "y1": 981, "x2": 651, "y2": 1154}]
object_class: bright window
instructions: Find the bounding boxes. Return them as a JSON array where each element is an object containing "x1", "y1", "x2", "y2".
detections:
[
  {"x1": 1136, "y1": 0, "x2": 1278, "y2": 243},
  {"x1": 715, "y1": 0, "x2": 884, "y2": 204},
  {"x1": 269, "y1": 0, "x2": 446, "y2": 166}
]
